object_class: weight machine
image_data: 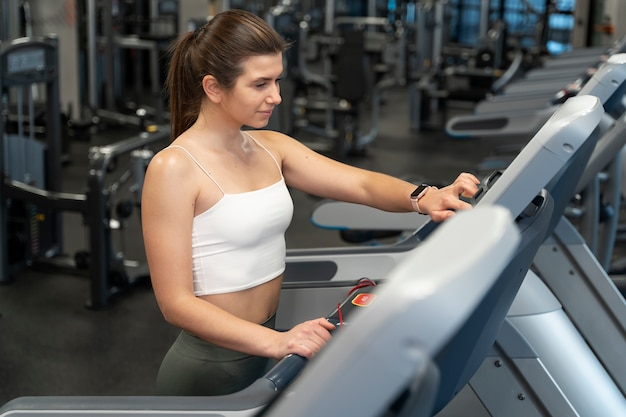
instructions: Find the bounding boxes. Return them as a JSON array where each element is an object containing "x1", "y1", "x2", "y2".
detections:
[
  {"x1": 1, "y1": 35, "x2": 170, "y2": 309},
  {"x1": 80, "y1": 0, "x2": 177, "y2": 128},
  {"x1": 291, "y1": 11, "x2": 406, "y2": 158},
  {"x1": 1, "y1": 35, "x2": 64, "y2": 280}
]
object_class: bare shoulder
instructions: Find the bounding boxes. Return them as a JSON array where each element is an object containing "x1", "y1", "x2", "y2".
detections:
[
  {"x1": 146, "y1": 145, "x2": 195, "y2": 179},
  {"x1": 142, "y1": 145, "x2": 201, "y2": 215},
  {"x1": 143, "y1": 145, "x2": 203, "y2": 205}
]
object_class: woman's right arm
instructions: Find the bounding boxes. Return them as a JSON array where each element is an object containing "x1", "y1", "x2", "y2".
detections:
[{"x1": 141, "y1": 150, "x2": 333, "y2": 360}]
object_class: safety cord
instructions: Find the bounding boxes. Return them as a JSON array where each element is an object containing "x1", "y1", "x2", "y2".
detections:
[{"x1": 336, "y1": 278, "x2": 377, "y2": 328}]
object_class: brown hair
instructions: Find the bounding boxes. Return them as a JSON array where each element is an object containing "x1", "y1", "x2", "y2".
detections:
[{"x1": 165, "y1": 9, "x2": 288, "y2": 139}]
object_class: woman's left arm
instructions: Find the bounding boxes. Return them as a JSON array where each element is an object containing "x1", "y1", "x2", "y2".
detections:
[{"x1": 263, "y1": 131, "x2": 480, "y2": 222}]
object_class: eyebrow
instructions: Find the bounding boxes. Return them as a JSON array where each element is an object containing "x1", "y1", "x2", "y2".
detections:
[{"x1": 252, "y1": 75, "x2": 283, "y2": 84}]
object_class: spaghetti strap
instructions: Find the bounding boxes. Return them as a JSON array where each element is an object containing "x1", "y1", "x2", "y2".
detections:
[
  {"x1": 167, "y1": 145, "x2": 226, "y2": 195},
  {"x1": 242, "y1": 131, "x2": 284, "y2": 179}
]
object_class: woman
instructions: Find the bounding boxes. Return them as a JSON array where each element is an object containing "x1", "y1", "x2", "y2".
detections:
[{"x1": 141, "y1": 9, "x2": 480, "y2": 396}]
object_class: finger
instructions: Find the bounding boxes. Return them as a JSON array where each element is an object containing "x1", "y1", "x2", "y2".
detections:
[
  {"x1": 441, "y1": 196, "x2": 473, "y2": 212},
  {"x1": 311, "y1": 324, "x2": 333, "y2": 343},
  {"x1": 292, "y1": 343, "x2": 316, "y2": 359},
  {"x1": 317, "y1": 318, "x2": 336, "y2": 331},
  {"x1": 287, "y1": 335, "x2": 325, "y2": 358},
  {"x1": 455, "y1": 183, "x2": 478, "y2": 198},
  {"x1": 467, "y1": 173, "x2": 480, "y2": 184},
  {"x1": 456, "y1": 201, "x2": 473, "y2": 211},
  {"x1": 460, "y1": 189, "x2": 477, "y2": 199},
  {"x1": 459, "y1": 172, "x2": 480, "y2": 184},
  {"x1": 300, "y1": 332, "x2": 330, "y2": 356},
  {"x1": 302, "y1": 320, "x2": 333, "y2": 343},
  {"x1": 458, "y1": 176, "x2": 480, "y2": 188},
  {"x1": 441, "y1": 210, "x2": 456, "y2": 220},
  {"x1": 429, "y1": 210, "x2": 455, "y2": 223}
]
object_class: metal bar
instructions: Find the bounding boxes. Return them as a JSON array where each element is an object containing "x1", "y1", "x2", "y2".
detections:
[
  {"x1": 87, "y1": 0, "x2": 98, "y2": 110},
  {"x1": 2, "y1": 178, "x2": 87, "y2": 212},
  {"x1": 85, "y1": 167, "x2": 111, "y2": 309}
]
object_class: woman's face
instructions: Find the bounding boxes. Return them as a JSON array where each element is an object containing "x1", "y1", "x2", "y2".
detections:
[{"x1": 222, "y1": 53, "x2": 284, "y2": 129}]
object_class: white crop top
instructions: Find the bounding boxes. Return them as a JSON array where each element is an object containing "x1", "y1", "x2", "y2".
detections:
[{"x1": 168, "y1": 135, "x2": 294, "y2": 296}]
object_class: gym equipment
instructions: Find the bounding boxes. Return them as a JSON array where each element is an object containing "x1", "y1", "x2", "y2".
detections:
[
  {"x1": 438, "y1": 132, "x2": 626, "y2": 417},
  {"x1": 432, "y1": 81, "x2": 626, "y2": 416},
  {"x1": 291, "y1": 14, "x2": 406, "y2": 158},
  {"x1": 1, "y1": 35, "x2": 64, "y2": 279},
  {"x1": 478, "y1": 92, "x2": 626, "y2": 415},
  {"x1": 446, "y1": 53, "x2": 626, "y2": 141},
  {"x1": 4, "y1": 96, "x2": 603, "y2": 415},
  {"x1": 471, "y1": 66, "x2": 599, "y2": 115},
  {"x1": 450, "y1": 53, "x2": 626, "y2": 269},
  {"x1": 82, "y1": 0, "x2": 176, "y2": 126},
  {"x1": 309, "y1": 80, "x2": 626, "y2": 416},
  {"x1": 263, "y1": 205, "x2": 525, "y2": 417},
  {"x1": 521, "y1": 34, "x2": 626, "y2": 77},
  {"x1": 481, "y1": 35, "x2": 626, "y2": 101},
  {"x1": 277, "y1": 191, "x2": 554, "y2": 417},
  {"x1": 0, "y1": 35, "x2": 171, "y2": 309},
  {"x1": 281, "y1": 94, "x2": 603, "y2": 328},
  {"x1": 314, "y1": 100, "x2": 626, "y2": 284},
  {"x1": 0, "y1": 95, "x2": 604, "y2": 416},
  {"x1": 407, "y1": 0, "x2": 543, "y2": 131},
  {"x1": 295, "y1": 89, "x2": 626, "y2": 416},
  {"x1": 407, "y1": 0, "x2": 447, "y2": 131},
  {"x1": 445, "y1": 40, "x2": 626, "y2": 141},
  {"x1": 0, "y1": 204, "x2": 526, "y2": 417},
  {"x1": 1, "y1": 124, "x2": 169, "y2": 309},
  {"x1": 573, "y1": 113, "x2": 626, "y2": 271},
  {"x1": 285, "y1": 95, "x2": 618, "y2": 416},
  {"x1": 310, "y1": 55, "x2": 626, "y2": 240}
]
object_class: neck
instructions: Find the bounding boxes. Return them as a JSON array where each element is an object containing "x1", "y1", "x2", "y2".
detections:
[{"x1": 191, "y1": 106, "x2": 247, "y2": 151}]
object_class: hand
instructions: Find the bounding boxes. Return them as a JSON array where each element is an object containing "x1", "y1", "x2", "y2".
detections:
[
  {"x1": 421, "y1": 172, "x2": 480, "y2": 222},
  {"x1": 275, "y1": 318, "x2": 335, "y2": 360}
]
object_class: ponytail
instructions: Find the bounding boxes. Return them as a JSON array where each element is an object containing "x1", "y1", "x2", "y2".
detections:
[{"x1": 165, "y1": 31, "x2": 204, "y2": 139}]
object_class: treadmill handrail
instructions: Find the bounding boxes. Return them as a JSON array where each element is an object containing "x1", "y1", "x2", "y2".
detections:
[{"x1": 476, "y1": 95, "x2": 603, "y2": 217}]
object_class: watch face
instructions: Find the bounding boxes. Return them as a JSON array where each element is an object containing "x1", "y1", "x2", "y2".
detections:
[{"x1": 411, "y1": 184, "x2": 429, "y2": 199}]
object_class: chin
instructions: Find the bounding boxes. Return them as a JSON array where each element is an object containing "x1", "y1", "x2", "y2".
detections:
[{"x1": 247, "y1": 121, "x2": 269, "y2": 129}]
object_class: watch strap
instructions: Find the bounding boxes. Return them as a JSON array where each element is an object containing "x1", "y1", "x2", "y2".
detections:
[{"x1": 410, "y1": 185, "x2": 436, "y2": 214}]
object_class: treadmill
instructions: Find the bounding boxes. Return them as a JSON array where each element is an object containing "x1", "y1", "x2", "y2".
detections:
[{"x1": 0, "y1": 97, "x2": 605, "y2": 416}]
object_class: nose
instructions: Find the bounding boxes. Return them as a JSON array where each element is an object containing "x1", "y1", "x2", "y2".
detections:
[{"x1": 268, "y1": 83, "x2": 282, "y2": 105}]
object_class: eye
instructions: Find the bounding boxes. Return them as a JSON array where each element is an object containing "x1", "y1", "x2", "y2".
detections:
[{"x1": 255, "y1": 78, "x2": 281, "y2": 89}]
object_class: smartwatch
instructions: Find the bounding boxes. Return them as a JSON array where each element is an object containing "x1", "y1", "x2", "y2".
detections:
[{"x1": 410, "y1": 184, "x2": 430, "y2": 214}]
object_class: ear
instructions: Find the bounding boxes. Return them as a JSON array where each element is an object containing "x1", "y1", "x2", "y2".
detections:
[{"x1": 202, "y1": 75, "x2": 222, "y2": 103}]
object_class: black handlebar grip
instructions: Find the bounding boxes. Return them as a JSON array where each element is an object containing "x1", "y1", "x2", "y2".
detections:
[{"x1": 264, "y1": 353, "x2": 308, "y2": 391}]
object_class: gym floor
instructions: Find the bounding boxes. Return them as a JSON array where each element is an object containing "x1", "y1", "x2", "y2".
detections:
[{"x1": 0, "y1": 86, "x2": 497, "y2": 403}]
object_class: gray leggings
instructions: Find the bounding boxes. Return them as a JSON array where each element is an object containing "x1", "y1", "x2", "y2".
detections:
[{"x1": 156, "y1": 316, "x2": 275, "y2": 396}]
